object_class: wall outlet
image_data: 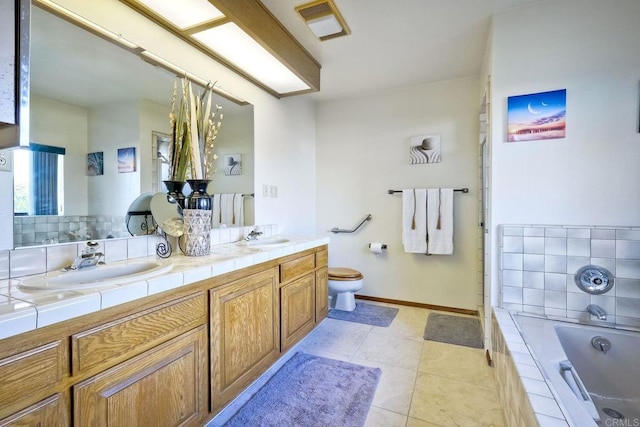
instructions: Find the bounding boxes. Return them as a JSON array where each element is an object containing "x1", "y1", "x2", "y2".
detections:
[
  {"x1": 262, "y1": 184, "x2": 269, "y2": 197},
  {"x1": 0, "y1": 151, "x2": 12, "y2": 172},
  {"x1": 269, "y1": 185, "x2": 278, "y2": 198}
]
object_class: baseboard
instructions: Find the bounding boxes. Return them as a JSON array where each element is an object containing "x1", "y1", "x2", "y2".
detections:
[{"x1": 355, "y1": 294, "x2": 478, "y2": 316}]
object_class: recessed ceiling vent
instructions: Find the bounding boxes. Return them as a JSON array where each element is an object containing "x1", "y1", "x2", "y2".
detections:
[{"x1": 296, "y1": 0, "x2": 350, "y2": 41}]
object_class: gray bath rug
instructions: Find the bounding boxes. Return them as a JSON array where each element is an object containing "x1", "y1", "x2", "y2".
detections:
[
  {"x1": 328, "y1": 302, "x2": 399, "y2": 327},
  {"x1": 423, "y1": 313, "x2": 483, "y2": 348},
  {"x1": 224, "y1": 352, "x2": 381, "y2": 427}
]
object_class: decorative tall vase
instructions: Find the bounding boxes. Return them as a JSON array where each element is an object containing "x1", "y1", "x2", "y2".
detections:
[
  {"x1": 182, "y1": 179, "x2": 212, "y2": 256},
  {"x1": 163, "y1": 180, "x2": 186, "y2": 209},
  {"x1": 186, "y1": 179, "x2": 212, "y2": 210}
]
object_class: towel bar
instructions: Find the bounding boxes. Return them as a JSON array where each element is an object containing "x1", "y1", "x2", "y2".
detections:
[
  {"x1": 331, "y1": 214, "x2": 372, "y2": 234},
  {"x1": 388, "y1": 188, "x2": 468, "y2": 194}
]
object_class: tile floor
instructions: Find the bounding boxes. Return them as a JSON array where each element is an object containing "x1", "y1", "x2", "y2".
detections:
[{"x1": 209, "y1": 302, "x2": 507, "y2": 427}]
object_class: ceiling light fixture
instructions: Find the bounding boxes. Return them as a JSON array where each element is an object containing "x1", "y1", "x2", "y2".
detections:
[
  {"x1": 35, "y1": 0, "x2": 139, "y2": 50},
  {"x1": 296, "y1": 0, "x2": 350, "y2": 41},
  {"x1": 121, "y1": 0, "x2": 321, "y2": 98},
  {"x1": 33, "y1": 0, "x2": 247, "y2": 105}
]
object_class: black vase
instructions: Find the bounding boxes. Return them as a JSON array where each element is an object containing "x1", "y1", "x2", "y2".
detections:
[
  {"x1": 163, "y1": 180, "x2": 186, "y2": 209},
  {"x1": 186, "y1": 179, "x2": 212, "y2": 210}
]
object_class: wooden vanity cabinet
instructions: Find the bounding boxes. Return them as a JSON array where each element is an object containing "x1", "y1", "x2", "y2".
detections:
[
  {"x1": 210, "y1": 267, "x2": 280, "y2": 412},
  {"x1": 280, "y1": 248, "x2": 329, "y2": 351},
  {"x1": 73, "y1": 326, "x2": 208, "y2": 427},
  {"x1": 0, "y1": 245, "x2": 329, "y2": 425},
  {"x1": 280, "y1": 273, "x2": 316, "y2": 351},
  {"x1": 0, "y1": 340, "x2": 68, "y2": 425},
  {"x1": 0, "y1": 393, "x2": 69, "y2": 426}
]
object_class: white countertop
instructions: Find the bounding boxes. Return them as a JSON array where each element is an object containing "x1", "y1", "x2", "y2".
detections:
[{"x1": 0, "y1": 236, "x2": 329, "y2": 341}]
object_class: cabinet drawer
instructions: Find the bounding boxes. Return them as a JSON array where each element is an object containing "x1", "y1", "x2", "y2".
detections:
[
  {"x1": 316, "y1": 249, "x2": 328, "y2": 267},
  {"x1": 280, "y1": 254, "x2": 315, "y2": 283},
  {"x1": 71, "y1": 292, "x2": 206, "y2": 375},
  {"x1": 0, "y1": 341, "x2": 66, "y2": 419}
]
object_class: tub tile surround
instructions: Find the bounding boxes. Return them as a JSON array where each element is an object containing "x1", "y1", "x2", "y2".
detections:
[
  {"x1": 0, "y1": 224, "x2": 329, "y2": 339},
  {"x1": 499, "y1": 224, "x2": 640, "y2": 329},
  {"x1": 492, "y1": 308, "x2": 570, "y2": 426}
]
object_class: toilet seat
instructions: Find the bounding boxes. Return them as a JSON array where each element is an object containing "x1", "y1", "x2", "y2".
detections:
[{"x1": 328, "y1": 267, "x2": 363, "y2": 281}]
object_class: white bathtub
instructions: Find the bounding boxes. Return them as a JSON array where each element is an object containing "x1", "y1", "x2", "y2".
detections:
[{"x1": 512, "y1": 313, "x2": 640, "y2": 427}]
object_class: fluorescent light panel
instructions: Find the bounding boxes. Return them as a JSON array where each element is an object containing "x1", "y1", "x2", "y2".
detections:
[
  {"x1": 136, "y1": 0, "x2": 224, "y2": 29},
  {"x1": 35, "y1": 0, "x2": 139, "y2": 49},
  {"x1": 193, "y1": 23, "x2": 310, "y2": 94}
]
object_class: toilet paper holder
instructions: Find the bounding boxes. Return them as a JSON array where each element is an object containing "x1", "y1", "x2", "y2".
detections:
[{"x1": 368, "y1": 243, "x2": 387, "y2": 249}]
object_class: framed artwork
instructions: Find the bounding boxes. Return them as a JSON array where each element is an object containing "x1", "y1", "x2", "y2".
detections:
[
  {"x1": 409, "y1": 134, "x2": 441, "y2": 164},
  {"x1": 117, "y1": 147, "x2": 136, "y2": 173},
  {"x1": 507, "y1": 89, "x2": 566, "y2": 142},
  {"x1": 223, "y1": 153, "x2": 242, "y2": 176},
  {"x1": 87, "y1": 152, "x2": 104, "y2": 176}
]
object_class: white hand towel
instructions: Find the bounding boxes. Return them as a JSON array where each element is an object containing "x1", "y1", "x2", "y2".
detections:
[
  {"x1": 427, "y1": 188, "x2": 454, "y2": 255},
  {"x1": 233, "y1": 193, "x2": 244, "y2": 226},
  {"x1": 220, "y1": 194, "x2": 233, "y2": 226},
  {"x1": 211, "y1": 194, "x2": 222, "y2": 226},
  {"x1": 402, "y1": 189, "x2": 427, "y2": 253}
]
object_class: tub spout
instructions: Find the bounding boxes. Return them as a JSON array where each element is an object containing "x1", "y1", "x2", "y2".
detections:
[{"x1": 586, "y1": 304, "x2": 607, "y2": 320}]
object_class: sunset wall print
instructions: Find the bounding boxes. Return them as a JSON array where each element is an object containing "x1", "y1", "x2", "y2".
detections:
[{"x1": 507, "y1": 89, "x2": 566, "y2": 142}]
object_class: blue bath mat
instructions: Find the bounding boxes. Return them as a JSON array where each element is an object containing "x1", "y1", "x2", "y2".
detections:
[
  {"x1": 328, "y1": 302, "x2": 399, "y2": 327},
  {"x1": 223, "y1": 352, "x2": 381, "y2": 427}
]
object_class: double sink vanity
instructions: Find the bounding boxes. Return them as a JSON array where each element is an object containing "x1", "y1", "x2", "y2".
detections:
[{"x1": 0, "y1": 233, "x2": 330, "y2": 426}]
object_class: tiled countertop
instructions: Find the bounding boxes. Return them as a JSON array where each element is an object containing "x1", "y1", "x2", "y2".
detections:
[{"x1": 0, "y1": 235, "x2": 329, "y2": 340}]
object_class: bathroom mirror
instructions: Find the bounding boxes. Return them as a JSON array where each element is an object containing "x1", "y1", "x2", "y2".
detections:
[{"x1": 14, "y1": 3, "x2": 254, "y2": 247}]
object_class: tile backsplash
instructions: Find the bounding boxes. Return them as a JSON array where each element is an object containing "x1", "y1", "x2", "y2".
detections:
[
  {"x1": 2, "y1": 224, "x2": 277, "y2": 280},
  {"x1": 13, "y1": 215, "x2": 128, "y2": 247},
  {"x1": 499, "y1": 224, "x2": 640, "y2": 328}
]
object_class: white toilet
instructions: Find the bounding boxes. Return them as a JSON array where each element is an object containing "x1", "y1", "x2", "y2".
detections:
[{"x1": 328, "y1": 267, "x2": 364, "y2": 312}]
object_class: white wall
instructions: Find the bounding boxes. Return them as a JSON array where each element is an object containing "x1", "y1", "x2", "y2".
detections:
[
  {"x1": 316, "y1": 77, "x2": 481, "y2": 310},
  {"x1": 30, "y1": 95, "x2": 88, "y2": 215},
  {"x1": 488, "y1": 0, "x2": 640, "y2": 304}
]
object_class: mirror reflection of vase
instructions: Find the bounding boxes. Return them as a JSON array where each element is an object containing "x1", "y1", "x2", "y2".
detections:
[
  {"x1": 186, "y1": 179, "x2": 212, "y2": 210},
  {"x1": 163, "y1": 180, "x2": 186, "y2": 209}
]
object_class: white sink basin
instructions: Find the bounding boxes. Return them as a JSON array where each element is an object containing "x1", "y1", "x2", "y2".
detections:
[
  {"x1": 19, "y1": 261, "x2": 173, "y2": 291},
  {"x1": 238, "y1": 237, "x2": 291, "y2": 248}
]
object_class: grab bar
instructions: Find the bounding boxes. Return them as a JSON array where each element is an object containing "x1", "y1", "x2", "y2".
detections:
[
  {"x1": 559, "y1": 360, "x2": 601, "y2": 421},
  {"x1": 331, "y1": 214, "x2": 372, "y2": 234}
]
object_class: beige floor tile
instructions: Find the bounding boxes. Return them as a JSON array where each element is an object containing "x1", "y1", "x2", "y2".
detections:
[
  {"x1": 406, "y1": 417, "x2": 441, "y2": 427},
  {"x1": 296, "y1": 318, "x2": 372, "y2": 358},
  {"x1": 352, "y1": 357, "x2": 417, "y2": 415},
  {"x1": 354, "y1": 331, "x2": 424, "y2": 370},
  {"x1": 371, "y1": 305, "x2": 430, "y2": 341},
  {"x1": 410, "y1": 372, "x2": 506, "y2": 427},
  {"x1": 365, "y1": 406, "x2": 408, "y2": 427},
  {"x1": 419, "y1": 341, "x2": 496, "y2": 388}
]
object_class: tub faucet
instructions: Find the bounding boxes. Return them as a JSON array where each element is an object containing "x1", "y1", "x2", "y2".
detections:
[
  {"x1": 64, "y1": 241, "x2": 105, "y2": 271},
  {"x1": 587, "y1": 304, "x2": 607, "y2": 320}
]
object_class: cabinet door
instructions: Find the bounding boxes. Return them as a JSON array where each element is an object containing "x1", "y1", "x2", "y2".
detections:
[
  {"x1": 73, "y1": 326, "x2": 207, "y2": 427},
  {"x1": 210, "y1": 267, "x2": 279, "y2": 412},
  {"x1": 281, "y1": 274, "x2": 316, "y2": 352},
  {"x1": 315, "y1": 266, "x2": 329, "y2": 321},
  {"x1": 0, "y1": 393, "x2": 68, "y2": 427}
]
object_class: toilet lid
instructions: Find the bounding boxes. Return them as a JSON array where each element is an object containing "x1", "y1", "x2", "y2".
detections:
[{"x1": 328, "y1": 267, "x2": 363, "y2": 280}]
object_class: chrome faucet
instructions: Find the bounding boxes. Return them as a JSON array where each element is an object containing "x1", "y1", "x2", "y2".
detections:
[
  {"x1": 245, "y1": 227, "x2": 263, "y2": 241},
  {"x1": 64, "y1": 241, "x2": 105, "y2": 271},
  {"x1": 587, "y1": 304, "x2": 607, "y2": 320}
]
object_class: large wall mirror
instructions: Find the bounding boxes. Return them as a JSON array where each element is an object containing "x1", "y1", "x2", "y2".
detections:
[{"x1": 14, "y1": 3, "x2": 254, "y2": 247}]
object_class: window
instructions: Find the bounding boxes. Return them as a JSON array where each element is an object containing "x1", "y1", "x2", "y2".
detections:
[{"x1": 14, "y1": 143, "x2": 65, "y2": 216}]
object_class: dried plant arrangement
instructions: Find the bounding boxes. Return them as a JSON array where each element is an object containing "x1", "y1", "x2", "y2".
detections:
[{"x1": 168, "y1": 77, "x2": 223, "y2": 181}]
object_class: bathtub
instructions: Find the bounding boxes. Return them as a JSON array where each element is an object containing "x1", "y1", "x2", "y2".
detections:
[{"x1": 512, "y1": 313, "x2": 640, "y2": 426}]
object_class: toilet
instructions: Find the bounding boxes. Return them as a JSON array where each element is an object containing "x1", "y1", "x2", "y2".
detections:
[{"x1": 328, "y1": 267, "x2": 364, "y2": 312}]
